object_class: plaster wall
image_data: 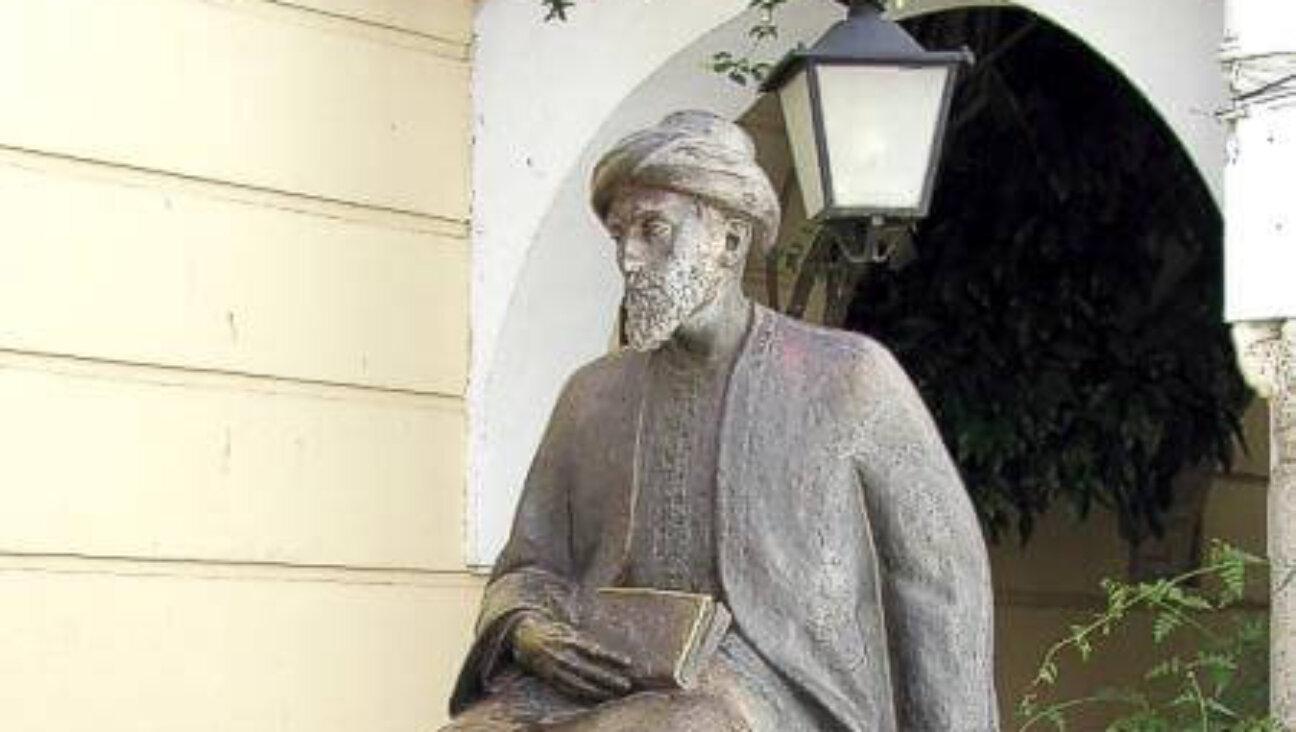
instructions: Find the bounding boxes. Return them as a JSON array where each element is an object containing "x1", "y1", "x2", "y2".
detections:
[
  {"x1": 1221, "y1": 3, "x2": 1296, "y2": 321},
  {"x1": 471, "y1": 0, "x2": 1230, "y2": 566},
  {"x1": 0, "y1": 2, "x2": 479, "y2": 729}
]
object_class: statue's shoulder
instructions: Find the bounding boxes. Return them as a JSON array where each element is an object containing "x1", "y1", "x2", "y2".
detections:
[
  {"x1": 571, "y1": 348, "x2": 645, "y2": 382},
  {"x1": 560, "y1": 349, "x2": 649, "y2": 405},
  {"x1": 758, "y1": 308, "x2": 923, "y2": 423},
  {"x1": 759, "y1": 306, "x2": 895, "y2": 376}
]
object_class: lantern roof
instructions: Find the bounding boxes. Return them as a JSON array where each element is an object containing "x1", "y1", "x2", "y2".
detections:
[{"x1": 759, "y1": 1, "x2": 973, "y2": 93}]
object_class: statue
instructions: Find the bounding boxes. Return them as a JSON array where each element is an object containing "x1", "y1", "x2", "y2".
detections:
[{"x1": 442, "y1": 111, "x2": 999, "y2": 731}]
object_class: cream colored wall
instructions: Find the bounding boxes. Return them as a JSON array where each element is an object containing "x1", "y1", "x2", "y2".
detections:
[{"x1": 0, "y1": 1, "x2": 480, "y2": 730}]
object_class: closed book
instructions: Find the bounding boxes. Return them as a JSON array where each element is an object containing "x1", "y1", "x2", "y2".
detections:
[{"x1": 584, "y1": 587, "x2": 732, "y2": 691}]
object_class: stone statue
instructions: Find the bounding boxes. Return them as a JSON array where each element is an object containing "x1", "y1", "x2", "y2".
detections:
[{"x1": 442, "y1": 111, "x2": 999, "y2": 731}]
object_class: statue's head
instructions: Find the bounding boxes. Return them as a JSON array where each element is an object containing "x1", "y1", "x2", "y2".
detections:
[{"x1": 591, "y1": 111, "x2": 781, "y2": 351}]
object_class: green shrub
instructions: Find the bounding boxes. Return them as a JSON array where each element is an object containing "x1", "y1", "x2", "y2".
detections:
[{"x1": 1018, "y1": 541, "x2": 1274, "y2": 731}]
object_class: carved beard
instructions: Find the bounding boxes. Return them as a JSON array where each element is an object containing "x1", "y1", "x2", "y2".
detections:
[{"x1": 623, "y1": 257, "x2": 721, "y2": 352}]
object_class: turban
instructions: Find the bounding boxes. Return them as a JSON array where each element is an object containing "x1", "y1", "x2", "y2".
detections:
[{"x1": 591, "y1": 110, "x2": 782, "y2": 256}]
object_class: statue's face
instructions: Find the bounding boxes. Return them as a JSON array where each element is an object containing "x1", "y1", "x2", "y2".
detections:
[{"x1": 603, "y1": 186, "x2": 729, "y2": 352}]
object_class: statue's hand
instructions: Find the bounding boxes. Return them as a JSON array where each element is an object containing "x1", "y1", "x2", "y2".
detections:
[{"x1": 510, "y1": 612, "x2": 633, "y2": 702}]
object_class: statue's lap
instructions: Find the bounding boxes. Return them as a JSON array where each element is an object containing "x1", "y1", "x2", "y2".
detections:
[
  {"x1": 441, "y1": 632, "x2": 799, "y2": 732},
  {"x1": 441, "y1": 671, "x2": 751, "y2": 732}
]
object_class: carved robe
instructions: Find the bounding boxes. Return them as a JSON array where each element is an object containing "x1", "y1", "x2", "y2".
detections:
[{"x1": 448, "y1": 305, "x2": 999, "y2": 731}]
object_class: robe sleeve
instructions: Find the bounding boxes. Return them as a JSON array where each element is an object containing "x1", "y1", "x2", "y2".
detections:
[
  {"x1": 852, "y1": 340, "x2": 1000, "y2": 731},
  {"x1": 448, "y1": 375, "x2": 583, "y2": 715}
]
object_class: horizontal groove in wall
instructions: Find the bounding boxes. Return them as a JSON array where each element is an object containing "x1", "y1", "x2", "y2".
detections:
[
  {"x1": 999, "y1": 588, "x2": 1268, "y2": 612},
  {"x1": 6, "y1": 557, "x2": 1261, "y2": 611},
  {"x1": 998, "y1": 589, "x2": 1108, "y2": 612},
  {"x1": 11, "y1": 553, "x2": 1271, "y2": 610},
  {"x1": 0, "y1": 347, "x2": 464, "y2": 410},
  {"x1": 1216, "y1": 470, "x2": 1270, "y2": 487},
  {"x1": 217, "y1": 0, "x2": 469, "y2": 59},
  {"x1": 0, "y1": 551, "x2": 484, "y2": 590},
  {"x1": 0, "y1": 144, "x2": 469, "y2": 239}
]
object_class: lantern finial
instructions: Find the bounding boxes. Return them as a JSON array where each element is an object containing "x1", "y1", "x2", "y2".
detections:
[{"x1": 843, "y1": 0, "x2": 886, "y2": 16}]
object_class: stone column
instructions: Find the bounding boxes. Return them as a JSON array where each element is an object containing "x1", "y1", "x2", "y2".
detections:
[
  {"x1": 1233, "y1": 322, "x2": 1296, "y2": 726},
  {"x1": 1222, "y1": 2, "x2": 1296, "y2": 724}
]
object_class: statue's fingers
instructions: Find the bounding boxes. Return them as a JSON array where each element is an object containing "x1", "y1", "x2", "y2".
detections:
[
  {"x1": 554, "y1": 650, "x2": 632, "y2": 694},
  {"x1": 547, "y1": 662, "x2": 618, "y2": 702},
  {"x1": 567, "y1": 637, "x2": 632, "y2": 669}
]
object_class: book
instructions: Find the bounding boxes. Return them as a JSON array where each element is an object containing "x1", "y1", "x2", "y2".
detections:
[{"x1": 584, "y1": 587, "x2": 732, "y2": 691}]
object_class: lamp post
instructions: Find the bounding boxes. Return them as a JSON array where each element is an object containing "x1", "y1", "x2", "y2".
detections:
[{"x1": 759, "y1": 0, "x2": 972, "y2": 223}]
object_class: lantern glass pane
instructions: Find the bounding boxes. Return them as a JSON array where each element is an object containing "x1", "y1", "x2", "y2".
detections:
[
  {"x1": 778, "y1": 68, "x2": 826, "y2": 219},
  {"x1": 817, "y1": 64, "x2": 951, "y2": 212}
]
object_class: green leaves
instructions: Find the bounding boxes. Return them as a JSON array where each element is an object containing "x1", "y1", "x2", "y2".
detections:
[
  {"x1": 539, "y1": 0, "x2": 574, "y2": 22},
  {"x1": 1017, "y1": 542, "x2": 1273, "y2": 731},
  {"x1": 708, "y1": 0, "x2": 793, "y2": 86},
  {"x1": 1151, "y1": 611, "x2": 1183, "y2": 644},
  {"x1": 710, "y1": 52, "x2": 772, "y2": 87},
  {"x1": 1212, "y1": 541, "x2": 1265, "y2": 605},
  {"x1": 538, "y1": 0, "x2": 793, "y2": 87}
]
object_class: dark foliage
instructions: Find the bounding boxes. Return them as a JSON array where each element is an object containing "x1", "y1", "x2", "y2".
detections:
[{"x1": 846, "y1": 10, "x2": 1250, "y2": 543}]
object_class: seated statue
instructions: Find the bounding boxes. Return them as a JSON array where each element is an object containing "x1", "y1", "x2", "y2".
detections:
[{"x1": 441, "y1": 111, "x2": 999, "y2": 731}]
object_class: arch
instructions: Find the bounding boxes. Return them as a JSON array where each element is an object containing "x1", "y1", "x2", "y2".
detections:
[{"x1": 468, "y1": 0, "x2": 1226, "y2": 564}]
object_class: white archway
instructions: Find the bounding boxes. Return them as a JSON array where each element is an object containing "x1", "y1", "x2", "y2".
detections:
[{"x1": 469, "y1": 0, "x2": 1227, "y2": 565}]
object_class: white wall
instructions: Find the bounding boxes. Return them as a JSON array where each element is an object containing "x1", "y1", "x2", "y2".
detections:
[
  {"x1": 1221, "y1": 2, "x2": 1296, "y2": 321},
  {"x1": 469, "y1": 0, "x2": 1229, "y2": 566}
]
